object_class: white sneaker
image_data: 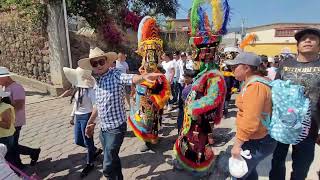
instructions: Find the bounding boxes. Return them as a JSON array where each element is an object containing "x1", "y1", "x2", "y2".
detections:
[{"x1": 171, "y1": 108, "x2": 179, "y2": 113}]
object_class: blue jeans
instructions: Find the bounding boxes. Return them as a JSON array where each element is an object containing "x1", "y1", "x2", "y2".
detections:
[
  {"x1": 234, "y1": 135, "x2": 277, "y2": 180},
  {"x1": 100, "y1": 123, "x2": 126, "y2": 180},
  {"x1": 74, "y1": 113, "x2": 96, "y2": 164},
  {"x1": 269, "y1": 136, "x2": 315, "y2": 180}
]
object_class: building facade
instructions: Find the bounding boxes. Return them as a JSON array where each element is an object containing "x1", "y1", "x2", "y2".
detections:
[{"x1": 244, "y1": 23, "x2": 320, "y2": 56}]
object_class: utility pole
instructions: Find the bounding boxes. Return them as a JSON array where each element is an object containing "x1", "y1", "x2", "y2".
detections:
[{"x1": 241, "y1": 17, "x2": 246, "y2": 41}]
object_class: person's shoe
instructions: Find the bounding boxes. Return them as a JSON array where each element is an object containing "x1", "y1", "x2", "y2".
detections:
[
  {"x1": 16, "y1": 162, "x2": 27, "y2": 170},
  {"x1": 80, "y1": 164, "x2": 94, "y2": 178},
  {"x1": 30, "y1": 148, "x2": 41, "y2": 166},
  {"x1": 139, "y1": 143, "x2": 151, "y2": 152},
  {"x1": 94, "y1": 148, "x2": 103, "y2": 160}
]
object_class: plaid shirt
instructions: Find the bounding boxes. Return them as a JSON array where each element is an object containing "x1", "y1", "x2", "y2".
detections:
[{"x1": 95, "y1": 68, "x2": 134, "y2": 131}]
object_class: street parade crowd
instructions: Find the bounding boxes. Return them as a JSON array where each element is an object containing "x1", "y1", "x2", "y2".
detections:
[{"x1": 0, "y1": 0, "x2": 320, "y2": 180}]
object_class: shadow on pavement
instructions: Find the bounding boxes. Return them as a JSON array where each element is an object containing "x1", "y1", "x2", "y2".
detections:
[
  {"x1": 26, "y1": 90, "x2": 50, "y2": 97},
  {"x1": 212, "y1": 128, "x2": 236, "y2": 147},
  {"x1": 24, "y1": 153, "x2": 104, "y2": 180}
]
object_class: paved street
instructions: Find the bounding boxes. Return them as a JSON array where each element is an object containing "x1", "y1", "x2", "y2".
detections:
[{"x1": 18, "y1": 88, "x2": 319, "y2": 180}]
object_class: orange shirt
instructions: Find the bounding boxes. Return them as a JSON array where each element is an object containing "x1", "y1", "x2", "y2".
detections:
[{"x1": 235, "y1": 80, "x2": 272, "y2": 141}]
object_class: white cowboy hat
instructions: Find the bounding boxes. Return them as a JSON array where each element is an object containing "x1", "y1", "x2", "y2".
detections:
[
  {"x1": 0, "y1": 67, "x2": 11, "y2": 78},
  {"x1": 63, "y1": 67, "x2": 95, "y2": 88},
  {"x1": 78, "y1": 47, "x2": 118, "y2": 70}
]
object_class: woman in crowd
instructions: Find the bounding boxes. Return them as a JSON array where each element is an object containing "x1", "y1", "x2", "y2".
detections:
[
  {"x1": 0, "y1": 88, "x2": 15, "y2": 162},
  {"x1": 63, "y1": 67, "x2": 102, "y2": 178},
  {"x1": 226, "y1": 52, "x2": 277, "y2": 180}
]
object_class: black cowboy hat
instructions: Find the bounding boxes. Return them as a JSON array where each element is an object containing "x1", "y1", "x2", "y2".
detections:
[{"x1": 295, "y1": 28, "x2": 320, "y2": 42}]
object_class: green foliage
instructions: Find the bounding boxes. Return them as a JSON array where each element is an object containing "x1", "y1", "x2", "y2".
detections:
[{"x1": 66, "y1": 0, "x2": 178, "y2": 29}]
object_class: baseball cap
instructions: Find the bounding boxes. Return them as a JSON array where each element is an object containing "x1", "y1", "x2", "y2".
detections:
[
  {"x1": 225, "y1": 52, "x2": 262, "y2": 67},
  {"x1": 295, "y1": 28, "x2": 320, "y2": 42}
]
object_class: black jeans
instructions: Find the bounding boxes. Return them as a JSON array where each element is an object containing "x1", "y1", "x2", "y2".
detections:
[
  {"x1": 12, "y1": 126, "x2": 38, "y2": 165},
  {"x1": 269, "y1": 136, "x2": 315, "y2": 180},
  {"x1": 233, "y1": 135, "x2": 277, "y2": 180}
]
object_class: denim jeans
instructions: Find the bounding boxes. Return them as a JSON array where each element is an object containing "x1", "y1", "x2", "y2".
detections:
[
  {"x1": 233, "y1": 135, "x2": 277, "y2": 180},
  {"x1": 100, "y1": 122, "x2": 126, "y2": 180},
  {"x1": 269, "y1": 136, "x2": 315, "y2": 180},
  {"x1": 74, "y1": 113, "x2": 96, "y2": 164}
]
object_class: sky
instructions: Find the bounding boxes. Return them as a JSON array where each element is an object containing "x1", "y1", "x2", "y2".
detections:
[{"x1": 176, "y1": 0, "x2": 320, "y2": 28}]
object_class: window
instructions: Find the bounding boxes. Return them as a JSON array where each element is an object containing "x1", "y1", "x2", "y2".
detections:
[{"x1": 275, "y1": 28, "x2": 305, "y2": 37}]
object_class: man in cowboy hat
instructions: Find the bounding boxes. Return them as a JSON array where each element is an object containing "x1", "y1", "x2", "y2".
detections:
[
  {"x1": 78, "y1": 47, "x2": 162, "y2": 180},
  {"x1": 270, "y1": 28, "x2": 320, "y2": 180},
  {"x1": 0, "y1": 67, "x2": 41, "y2": 169}
]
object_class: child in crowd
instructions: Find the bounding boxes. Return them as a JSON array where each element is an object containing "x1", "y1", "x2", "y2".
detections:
[
  {"x1": 0, "y1": 88, "x2": 15, "y2": 163},
  {"x1": 177, "y1": 69, "x2": 196, "y2": 134}
]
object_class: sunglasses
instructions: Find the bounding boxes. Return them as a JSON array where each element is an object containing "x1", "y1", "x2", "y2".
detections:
[{"x1": 90, "y1": 59, "x2": 106, "y2": 68}]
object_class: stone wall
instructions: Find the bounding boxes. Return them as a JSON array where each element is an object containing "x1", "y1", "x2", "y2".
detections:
[{"x1": 0, "y1": 11, "x2": 52, "y2": 84}]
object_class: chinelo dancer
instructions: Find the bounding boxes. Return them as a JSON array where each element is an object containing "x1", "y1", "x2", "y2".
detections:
[
  {"x1": 128, "y1": 16, "x2": 171, "y2": 152},
  {"x1": 172, "y1": 0, "x2": 229, "y2": 177}
]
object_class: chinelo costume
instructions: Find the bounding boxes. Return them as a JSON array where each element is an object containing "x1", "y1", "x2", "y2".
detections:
[
  {"x1": 128, "y1": 16, "x2": 171, "y2": 146},
  {"x1": 173, "y1": 0, "x2": 229, "y2": 176}
]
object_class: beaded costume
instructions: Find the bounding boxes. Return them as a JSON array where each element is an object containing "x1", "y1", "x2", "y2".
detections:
[
  {"x1": 173, "y1": 0, "x2": 229, "y2": 176},
  {"x1": 128, "y1": 16, "x2": 170, "y2": 144}
]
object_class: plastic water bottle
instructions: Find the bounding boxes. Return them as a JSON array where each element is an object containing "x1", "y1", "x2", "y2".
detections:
[{"x1": 280, "y1": 108, "x2": 297, "y2": 127}]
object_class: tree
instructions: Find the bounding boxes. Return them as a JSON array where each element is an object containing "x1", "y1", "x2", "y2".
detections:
[{"x1": 65, "y1": 0, "x2": 178, "y2": 46}]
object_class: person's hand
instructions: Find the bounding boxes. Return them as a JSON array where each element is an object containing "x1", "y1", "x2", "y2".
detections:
[
  {"x1": 85, "y1": 123, "x2": 95, "y2": 138},
  {"x1": 231, "y1": 145, "x2": 242, "y2": 159},
  {"x1": 70, "y1": 116, "x2": 74, "y2": 125},
  {"x1": 143, "y1": 73, "x2": 162, "y2": 83},
  {"x1": 316, "y1": 134, "x2": 320, "y2": 146}
]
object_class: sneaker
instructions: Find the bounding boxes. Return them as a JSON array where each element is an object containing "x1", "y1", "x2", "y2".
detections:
[
  {"x1": 171, "y1": 108, "x2": 179, "y2": 113},
  {"x1": 30, "y1": 148, "x2": 41, "y2": 166},
  {"x1": 139, "y1": 143, "x2": 151, "y2": 152},
  {"x1": 80, "y1": 164, "x2": 94, "y2": 178},
  {"x1": 94, "y1": 148, "x2": 103, "y2": 160}
]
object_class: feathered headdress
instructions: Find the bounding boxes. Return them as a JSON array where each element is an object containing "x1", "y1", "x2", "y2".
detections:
[
  {"x1": 189, "y1": 0, "x2": 230, "y2": 47},
  {"x1": 137, "y1": 16, "x2": 163, "y2": 57}
]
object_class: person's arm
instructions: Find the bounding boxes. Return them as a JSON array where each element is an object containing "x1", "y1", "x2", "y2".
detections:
[
  {"x1": 169, "y1": 68, "x2": 175, "y2": 83},
  {"x1": 85, "y1": 106, "x2": 98, "y2": 138},
  {"x1": 11, "y1": 99, "x2": 25, "y2": 111},
  {"x1": 0, "y1": 109, "x2": 12, "y2": 129},
  {"x1": 10, "y1": 85, "x2": 25, "y2": 111},
  {"x1": 119, "y1": 72, "x2": 163, "y2": 85}
]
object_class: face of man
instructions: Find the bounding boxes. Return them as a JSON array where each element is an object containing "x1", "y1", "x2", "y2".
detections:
[
  {"x1": 90, "y1": 57, "x2": 112, "y2": 75},
  {"x1": 118, "y1": 53, "x2": 126, "y2": 61},
  {"x1": 298, "y1": 34, "x2": 320, "y2": 55},
  {"x1": 181, "y1": 55, "x2": 187, "y2": 61},
  {"x1": 0, "y1": 77, "x2": 8, "y2": 86}
]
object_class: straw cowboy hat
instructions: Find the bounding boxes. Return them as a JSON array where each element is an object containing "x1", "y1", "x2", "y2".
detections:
[
  {"x1": 78, "y1": 47, "x2": 118, "y2": 70},
  {"x1": 0, "y1": 86, "x2": 10, "y2": 98},
  {"x1": 63, "y1": 67, "x2": 95, "y2": 88},
  {"x1": 0, "y1": 67, "x2": 11, "y2": 78}
]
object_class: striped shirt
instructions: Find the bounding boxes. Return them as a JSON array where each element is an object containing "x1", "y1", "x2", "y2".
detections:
[{"x1": 95, "y1": 68, "x2": 134, "y2": 131}]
